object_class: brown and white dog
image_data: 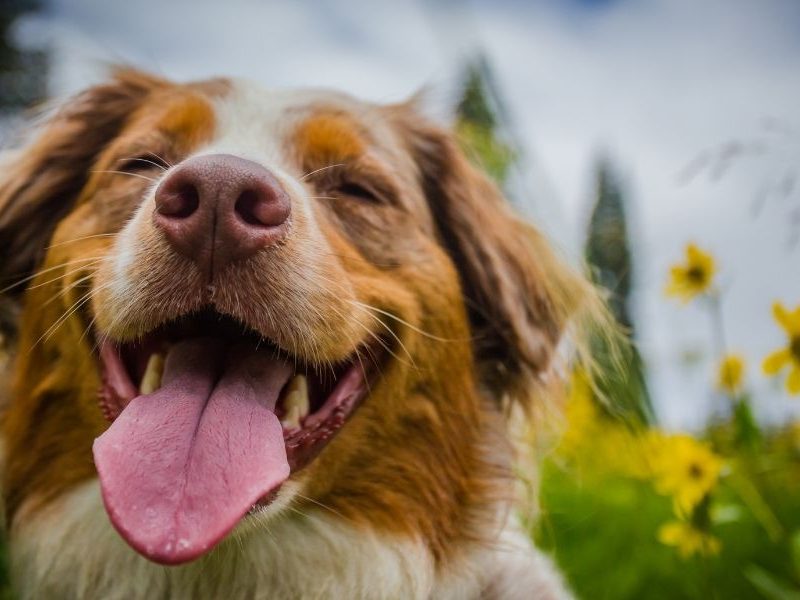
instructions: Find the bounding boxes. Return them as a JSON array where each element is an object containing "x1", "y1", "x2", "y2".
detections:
[{"x1": 0, "y1": 69, "x2": 598, "y2": 599}]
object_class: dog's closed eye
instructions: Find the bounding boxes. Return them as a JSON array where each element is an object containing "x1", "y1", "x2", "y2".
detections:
[
  {"x1": 117, "y1": 154, "x2": 171, "y2": 173},
  {"x1": 332, "y1": 181, "x2": 382, "y2": 204}
]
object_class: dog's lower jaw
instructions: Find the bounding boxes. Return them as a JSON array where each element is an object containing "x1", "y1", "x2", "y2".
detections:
[{"x1": 8, "y1": 478, "x2": 571, "y2": 600}]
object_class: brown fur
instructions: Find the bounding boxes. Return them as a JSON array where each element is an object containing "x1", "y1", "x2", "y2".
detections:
[
  {"x1": 0, "y1": 70, "x2": 167, "y2": 287},
  {"x1": 1, "y1": 70, "x2": 221, "y2": 521},
  {"x1": 0, "y1": 70, "x2": 600, "y2": 592},
  {"x1": 294, "y1": 113, "x2": 366, "y2": 167}
]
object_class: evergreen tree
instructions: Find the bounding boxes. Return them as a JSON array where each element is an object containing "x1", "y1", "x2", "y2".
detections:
[
  {"x1": 453, "y1": 57, "x2": 654, "y2": 423},
  {"x1": 585, "y1": 158, "x2": 653, "y2": 424},
  {"x1": 454, "y1": 56, "x2": 515, "y2": 186},
  {"x1": 0, "y1": 0, "x2": 47, "y2": 115}
]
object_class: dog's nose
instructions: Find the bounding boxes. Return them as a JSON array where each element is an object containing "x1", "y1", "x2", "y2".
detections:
[{"x1": 153, "y1": 154, "x2": 291, "y2": 274}]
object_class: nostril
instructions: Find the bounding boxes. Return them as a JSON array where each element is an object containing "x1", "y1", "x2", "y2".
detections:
[
  {"x1": 157, "y1": 184, "x2": 200, "y2": 219},
  {"x1": 234, "y1": 190, "x2": 266, "y2": 226},
  {"x1": 153, "y1": 155, "x2": 292, "y2": 272},
  {"x1": 235, "y1": 189, "x2": 289, "y2": 227}
]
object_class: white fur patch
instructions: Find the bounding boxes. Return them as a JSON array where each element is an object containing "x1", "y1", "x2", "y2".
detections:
[
  {"x1": 10, "y1": 479, "x2": 571, "y2": 599},
  {"x1": 11, "y1": 480, "x2": 434, "y2": 600}
]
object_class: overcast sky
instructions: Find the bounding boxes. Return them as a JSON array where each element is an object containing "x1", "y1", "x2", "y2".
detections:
[{"x1": 15, "y1": 0, "x2": 800, "y2": 429}]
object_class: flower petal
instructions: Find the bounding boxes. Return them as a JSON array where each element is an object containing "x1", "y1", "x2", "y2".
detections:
[
  {"x1": 686, "y1": 244, "x2": 702, "y2": 261},
  {"x1": 687, "y1": 244, "x2": 715, "y2": 273},
  {"x1": 772, "y1": 302, "x2": 794, "y2": 334},
  {"x1": 787, "y1": 366, "x2": 800, "y2": 395},
  {"x1": 763, "y1": 349, "x2": 791, "y2": 375},
  {"x1": 658, "y1": 521, "x2": 684, "y2": 546},
  {"x1": 718, "y1": 354, "x2": 745, "y2": 394},
  {"x1": 665, "y1": 280, "x2": 694, "y2": 301},
  {"x1": 697, "y1": 253, "x2": 715, "y2": 275}
]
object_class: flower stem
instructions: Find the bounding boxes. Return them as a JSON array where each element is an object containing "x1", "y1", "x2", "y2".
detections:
[{"x1": 708, "y1": 288, "x2": 728, "y2": 359}]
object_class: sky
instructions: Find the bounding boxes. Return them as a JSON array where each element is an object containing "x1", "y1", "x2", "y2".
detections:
[{"x1": 12, "y1": 0, "x2": 800, "y2": 429}]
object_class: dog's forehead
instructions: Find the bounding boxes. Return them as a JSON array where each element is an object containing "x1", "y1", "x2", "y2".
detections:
[{"x1": 203, "y1": 79, "x2": 388, "y2": 168}]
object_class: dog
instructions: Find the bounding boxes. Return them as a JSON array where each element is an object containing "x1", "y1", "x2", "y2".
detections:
[{"x1": 0, "y1": 68, "x2": 600, "y2": 599}]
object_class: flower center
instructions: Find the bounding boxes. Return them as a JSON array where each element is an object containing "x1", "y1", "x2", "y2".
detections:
[
  {"x1": 686, "y1": 266, "x2": 706, "y2": 283},
  {"x1": 791, "y1": 336, "x2": 800, "y2": 362},
  {"x1": 688, "y1": 462, "x2": 704, "y2": 479}
]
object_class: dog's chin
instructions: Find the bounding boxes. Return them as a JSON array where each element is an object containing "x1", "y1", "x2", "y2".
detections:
[{"x1": 91, "y1": 307, "x2": 384, "y2": 565}]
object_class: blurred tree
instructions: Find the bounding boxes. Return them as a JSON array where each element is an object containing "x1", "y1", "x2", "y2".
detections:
[
  {"x1": 453, "y1": 59, "x2": 655, "y2": 423},
  {"x1": 585, "y1": 158, "x2": 653, "y2": 424},
  {"x1": 0, "y1": 0, "x2": 47, "y2": 115},
  {"x1": 454, "y1": 55, "x2": 516, "y2": 187}
]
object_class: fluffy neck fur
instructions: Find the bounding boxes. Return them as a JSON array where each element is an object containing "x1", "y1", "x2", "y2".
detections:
[{"x1": 8, "y1": 479, "x2": 570, "y2": 600}]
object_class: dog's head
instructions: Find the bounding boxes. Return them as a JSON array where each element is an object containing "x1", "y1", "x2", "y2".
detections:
[{"x1": 0, "y1": 69, "x2": 596, "y2": 565}]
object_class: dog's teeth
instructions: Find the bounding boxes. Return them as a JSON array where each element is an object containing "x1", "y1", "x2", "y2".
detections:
[
  {"x1": 281, "y1": 401, "x2": 302, "y2": 430},
  {"x1": 285, "y1": 375, "x2": 309, "y2": 418},
  {"x1": 139, "y1": 353, "x2": 165, "y2": 395},
  {"x1": 280, "y1": 375, "x2": 309, "y2": 429}
]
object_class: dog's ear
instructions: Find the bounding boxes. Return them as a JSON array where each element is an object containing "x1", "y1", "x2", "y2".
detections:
[
  {"x1": 400, "y1": 115, "x2": 600, "y2": 408},
  {"x1": 0, "y1": 68, "x2": 167, "y2": 290}
]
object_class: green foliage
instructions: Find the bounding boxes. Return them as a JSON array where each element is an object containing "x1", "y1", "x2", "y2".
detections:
[
  {"x1": 0, "y1": 0, "x2": 47, "y2": 113},
  {"x1": 586, "y1": 160, "x2": 634, "y2": 328},
  {"x1": 746, "y1": 564, "x2": 800, "y2": 600},
  {"x1": 537, "y1": 428, "x2": 800, "y2": 599},
  {"x1": 584, "y1": 158, "x2": 653, "y2": 424},
  {"x1": 454, "y1": 57, "x2": 516, "y2": 186},
  {"x1": 732, "y1": 397, "x2": 763, "y2": 451},
  {"x1": 457, "y1": 60, "x2": 498, "y2": 130},
  {"x1": 456, "y1": 120, "x2": 515, "y2": 185}
]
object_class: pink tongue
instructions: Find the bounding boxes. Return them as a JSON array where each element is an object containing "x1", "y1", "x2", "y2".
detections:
[{"x1": 93, "y1": 338, "x2": 291, "y2": 565}]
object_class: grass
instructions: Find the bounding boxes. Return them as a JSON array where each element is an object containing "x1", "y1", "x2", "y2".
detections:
[{"x1": 534, "y1": 428, "x2": 800, "y2": 600}]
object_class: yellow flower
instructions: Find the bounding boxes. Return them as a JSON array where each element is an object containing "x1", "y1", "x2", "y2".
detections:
[
  {"x1": 665, "y1": 243, "x2": 716, "y2": 301},
  {"x1": 762, "y1": 302, "x2": 800, "y2": 395},
  {"x1": 658, "y1": 520, "x2": 721, "y2": 558},
  {"x1": 556, "y1": 370, "x2": 651, "y2": 477},
  {"x1": 717, "y1": 354, "x2": 745, "y2": 395},
  {"x1": 649, "y1": 434, "x2": 723, "y2": 516},
  {"x1": 558, "y1": 369, "x2": 598, "y2": 454}
]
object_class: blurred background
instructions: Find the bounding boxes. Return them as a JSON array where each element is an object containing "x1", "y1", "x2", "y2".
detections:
[{"x1": 2, "y1": 0, "x2": 799, "y2": 598}]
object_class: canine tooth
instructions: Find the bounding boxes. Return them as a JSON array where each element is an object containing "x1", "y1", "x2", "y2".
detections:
[
  {"x1": 281, "y1": 402, "x2": 302, "y2": 430},
  {"x1": 280, "y1": 375, "x2": 309, "y2": 429},
  {"x1": 139, "y1": 353, "x2": 165, "y2": 395},
  {"x1": 285, "y1": 375, "x2": 309, "y2": 418}
]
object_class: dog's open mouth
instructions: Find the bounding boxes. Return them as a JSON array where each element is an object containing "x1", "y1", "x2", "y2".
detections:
[{"x1": 92, "y1": 309, "x2": 379, "y2": 565}]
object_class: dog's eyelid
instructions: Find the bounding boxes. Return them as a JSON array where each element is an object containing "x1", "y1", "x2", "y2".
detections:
[
  {"x1": 335, "y1": 181, "x2": 384, "y2": 204},
  {"x1": 117, "y1": 153, "x2": 172, "y2": 173}
]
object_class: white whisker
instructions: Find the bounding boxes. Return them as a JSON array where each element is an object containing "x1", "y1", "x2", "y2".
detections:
[
  {"x1": 91, "y1": 169, "x2": 157, "y2": 183},
  {"x1": 299, "y1": 163, "x2": 345, "y2": 181},
  {"x1": 116, "y1": 156, "x2": 168, "y2": 172},
  {"x1": 348, "y1": 300, "x2": 456, "y2": 342},
  {"x1": 0, "y1": 256, "x2": 105, "y2": 294},
  {"x1": 27, "y1": 258, "x2": 106, "y2": 291},
  {"x1": 45, "y1": 233, "x2": 115, "y2": 250}
]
